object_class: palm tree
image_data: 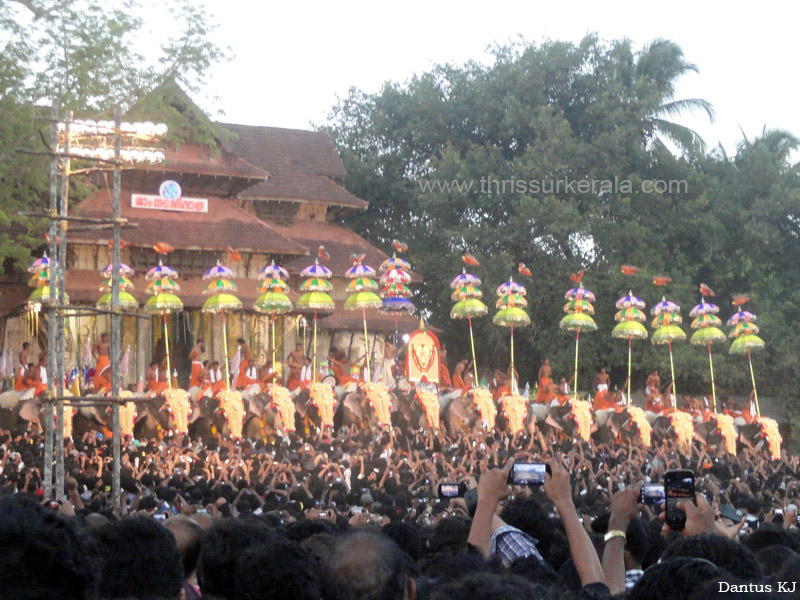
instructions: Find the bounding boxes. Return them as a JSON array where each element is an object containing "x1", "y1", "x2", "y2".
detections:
[{"x1": 636, "y1": 38, "x2": 715, "y2": 153}]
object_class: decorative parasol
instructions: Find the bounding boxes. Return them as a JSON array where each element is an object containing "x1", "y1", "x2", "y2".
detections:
[
  {"x1": 143, "y1": 281, "x2": 184, "y2": 390},
  {"x1": 729, "y1": 299, "x2": 766, "y2": 416},
  {"x1": 344, "y1": 258, "x2": 382, "y2": 381},
  {"x1": 27, "y1": 252, "x2": 51, "y2": 273},
  {"x1": 612, "y1": 277, "x2": 648, "y2": 404},
  {"x1": 379, "y1": 254, "x2": 411, "y2": 272},
  {"x1": 254, "y1": 263, "x2": 293, "y2": 368},
  {"x1": 559, "y1": 276, "x2": 597, "y2": 400},
  {"x1": 450, "y1": 275, "x2": 487, "y2": 387},
  {"x1": 144, "y1": 259, "x2": 177, "y2": 280},
  {"x1": 379, "y1": 259, "x2": 415, "y2": 348},
  {"x1": 102, "y1": 262, "x2": 135, "y2": 277},
  {"x1": 493, "y1": 278, "x2": 530, "y2": 394},
  {"x1": 258, "y1": 259, "x2": 288, "y2": 281},
  {"x1": 146, "y1": 277, "x2": 180, "y2": 295},
  {"x1": 300, "y1": 277, "x2": 334, "y2": 292},
  {"x1": 99, "y1": 275, "x2": 133, "y2": 292},
  {"x1": 201, "y1": 260, "x2": 243, "y2": 392},
  {"x1": 97, "y1": 292, "x2": 138, "y2": 310},
  {"x1": 688, "y1": 289, "x2": 724, "y2": 411},
  {"x1": 296, "y1": 260, "x2": 335, "y2": 382},
  {"x1": 651, "y1": 320, "x2": 685, "y2": 407}
]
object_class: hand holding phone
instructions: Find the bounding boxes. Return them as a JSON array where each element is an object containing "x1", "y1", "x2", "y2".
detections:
[{"x1": 664, "y1": 469, "x2": 695, "y2": 530}]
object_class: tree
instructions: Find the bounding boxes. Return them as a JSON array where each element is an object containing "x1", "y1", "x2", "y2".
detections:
[
  {"x1": 0, "y1": 0, "x2": 229, "y2": 270},
  {"x1": 326, "y1": 35, "x2": 800, "y2": 420}
]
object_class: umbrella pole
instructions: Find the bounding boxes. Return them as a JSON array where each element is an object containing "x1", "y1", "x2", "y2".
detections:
[
  {"x1": 222, "y1": 311, "x2": 230, "y2": 391},
  {"x1": 668, "y1": 340, "x2": 676, "y2": 408},
  {"x1": 510, "y1": 324, "x2": 515, "y2": 395},
  {"x1": 627, "y1": 337, "x2": 632, "y2": 406},
  {"x1": 271, "y1": 313, "x2": 276, "y2": 368},
  {"x1": 468, "y1": 316, "x2": 479, "y2": 387},
  {"x1": 707, "y1": 342, "x2": 717, "y2": 413},
  {"x1": 394, "y1": 313, "x2": 399, "y2": 350},
  {"x1": 163, "y1": 309, "x2": 172, "y2": 390},
  {"x1": 747, "y1": 349, "x2": 760, "y2": 417},
  {"x1": 573, "y1": 328, "x2": 580, "y2": 401},
  {"x1": 362, "y1": 308, "x2": 370, "y2": 381},
  {"x1": 312, "y1": 309, "x2": 317, "y2": 383}
]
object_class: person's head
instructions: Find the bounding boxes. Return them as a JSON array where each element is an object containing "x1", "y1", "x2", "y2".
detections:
[
  {"x1": 202, "y1": 360, "x2": 210, "y2": 368},
  {"x1": 22, "y1": 342, "x2": 29, "y2": 351},
  {"x1": 0, "y1": 497, "x2": 97, "y2": 600},
  {"x1": 628, "y1": 557, "x2": 723, "y2": 600},
  {"x1": 149, "y1": 361, "x2": 158, "y2": 369},
  {"x1": 91, "y1": 516, "x2": 183, "y2": 600},
  {"x1": 296, "y1": 343, "x2": 303, "y2": 351},
  {"x1": 423, "y1": 572, "x2": 556, "y2": 600},
  {"x1": 101, "y1": 333, "x2": 108, "y2": 342},
  {"x1": 754, "y1": 545, "x2": 798, "y2": 578},
  {"x1": 164, "y1": 515, "x2": 203, "y2": 582},
  {"x1": 600, "y1": 367, "x2": 606, "y2": 374},
  {"x1": 237, "y1": 338, "x2": 245, "y2": 345},
  {"x1": 660, "y1": 533, "x2": 761, "y2": 579},
  {"x1": 198, "y1": 518, "x2": 273, "y2": 599},
  {"x1": 234, "y1": 538, "x2": 321, "y2": 600},
  {"x1": 427, "y1": 516, "x2": 471, "y2": 554},
  {"x1": 322, "y1": 530, "x2": 414, "y2": 600},
  {"x1": 543, "y1": 358, "x2": 549, "y2": 365}
]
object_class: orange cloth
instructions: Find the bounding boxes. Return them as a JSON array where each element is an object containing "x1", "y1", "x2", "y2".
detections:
[
  {"x1": 236, "y1": 359, "x2": 263, "y2": 391},
  {"x1": 493, "y1": 385, "x2": 510, "y2": 401},
  {"x1": 190, "y1": 361, "x2": 202, "y2": 387},
  {"x1": 452, "y1": 373, "x2": 471, "y2": 394},
  {"x1": 212, "y1": 380, "x2": 227, "y2": 396},
  {"x1": 147, "y1": 381, "x2": 168, "y2": 395},
  {"x1": 286, "y1": 377, "x2": 302, "y2": 391},
  {"x1": 332, "y1": 362, "x2": 356, "y2": 386},
  {"x1": 94, "y1": 355, "x2": 111, "y2": 392},
  {"x1": 535, "y1": 377, "x2": 555, "y2": 404},
  {"x1": 439, "y1": 362, "x2": 452, "y2": 387},
  {"x1": 14, "y1": 366, "x2": 26, "y2": 392},
  {"x1": 646, "y1": 398, "x2": 665, "y2": 414}
]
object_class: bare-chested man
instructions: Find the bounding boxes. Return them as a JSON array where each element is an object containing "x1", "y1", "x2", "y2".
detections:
[
  {"x1": 189, "y1": 339, "x2": 205, "y2": 387},
  {"x1": 536, "y1": 359, "x2": 555, "y2": 403},
  {"x1": 14, "y1": 342, "x2": 30, "y2": 391},
  {"x1": 595, "y1": 367, "x2": 610, "y2": 392},
  {"x1": 235, "y1": 338, "x2": 260, "y2": 391},
  {"x1": 93, "y1": 333, "x2": 110, "y2": 392},
  {"x1": 286, "y1": 343, "x2": 305, "y2": 390},
  {"x1": 646, "y1": 370, "x2": 660, "y2": 399}
]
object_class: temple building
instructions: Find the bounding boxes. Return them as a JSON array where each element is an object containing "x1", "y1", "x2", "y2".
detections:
[{"x1": 0, "y1": 85, "x2": 417, "y2": 387}]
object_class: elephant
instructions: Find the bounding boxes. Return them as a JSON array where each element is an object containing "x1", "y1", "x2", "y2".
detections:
[
  {"x1": 543, "y1": 402, "x2": 592, "y2": 441},
  {"x1": 694, "y1": 417, "x2": 728, "y2": 450}
]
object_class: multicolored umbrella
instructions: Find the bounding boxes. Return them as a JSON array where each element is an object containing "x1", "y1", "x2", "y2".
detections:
[
  {"x1": 201, "y1": 260, "x2": 242, "y2": 392},
  {"x1": 202, "y1": 260, "x2": 236, "y2": 280},
  {"x1": 451, "y1": 284, "x2": 483, "y2": 301},
  {"x1": 27, "y1": 270, "x2": 50, "y2": 288},
  {"x1": 382, "y1": 283, "x2": 412, "y2": 298},
  {"x1": 560, "y1": 277, "x2": 597, "y2": 399},
  {"x1": 144, "y1": 260, "x2": 177, "y2": 280},
  {"x1": 300, "y1": 277, "x2": 334, "y2": 292},
  {"x1": 142, "y1": 272, "x2": 183, "y2": 390},
  {"x1": 450, "y1": 268, "x2": 481, "y2": 289},
  {"x1": 450, "y1": 268, "x2": 486, "y2": 387},
  {"x1": 494, "y1": 281, "x2": 531, "y2": 393},
  {"x1": 146, "y1": 277, "x2": 180, "y2": 295},
  {"x1": 651, "y1": 312, "x2": 682, "y2": 328},
  {"x1": 612, "y1": 278, "x2": 648, "y2": 404},
  {"x1": 651, "y1": 318, "x2": 685, "y2": 406},
  {"x1": 380, "y1": 269, "x2": 411, "y2": 285},
  {"x1": 379, "y1": 254, "x2": 411, "y2": 272},
  {"x1": 258, "y1": 259, "x2": 289, "y2": 281},
  {"x1": 344, "y1": 263, "x2": 382, "y2": 380},
  {"x1": 99, "y1": 275, "x2": 134, "y2": 292},
  {"x1": 729, "y1": 300, "x2": 766, "y2": 416},
  {"x1": 27, "y1": 252, "x2": 51, "y2": 273},
  {"x1": 296, "y1": 262, "x2": 335, "y2": 382},
  {"x1": 258, "y1": 277, "x2": 290, "y2": 293},
  {"x1": 565, "y1": 284, "x2": 595, "y2": 302},
  {"x1": 300, "y1": 260, "x2": 333, "y2": 278},
  {"x1": 615, "y1": 291, "x2": 645, "y2": 309},
  {"x1": 689, "y1": 290, "x2": 724, "y2": 411},
  {"x1": 651, "y1": 297, "x2": 680, "y2": 315},
  {"x1": 101, "y1": 262, "x2": 135, "y2": 277}
]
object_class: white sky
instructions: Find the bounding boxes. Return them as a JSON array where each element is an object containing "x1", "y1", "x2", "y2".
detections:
[{"x1": 195, "y1": 0, "x2": 799, "y2": 155}]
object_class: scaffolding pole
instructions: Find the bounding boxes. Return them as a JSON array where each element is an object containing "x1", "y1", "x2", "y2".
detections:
[
  {"x1": 43, "y1": 101, "x2": 58, "y2": 501},
  {"x1": 111, "y1": 106, "x2": 123, "y2": 512},
  {"x1": 54, "y1": 110, "x2": 72, "y2": 499}
]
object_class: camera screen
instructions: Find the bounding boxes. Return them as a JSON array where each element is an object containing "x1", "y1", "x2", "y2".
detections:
[
  {"x1": 639, "y1": 483, "x2": 665, "y2": 505},
  {"x1": 512, "y1": 463, "x2": 547, "y2": 486},
  {"x1": 438, "y1": 483, "x2": 462, "y2": 498},
  {"x1": 665, "y1": 473, "x2": 694, "y2": 527}
]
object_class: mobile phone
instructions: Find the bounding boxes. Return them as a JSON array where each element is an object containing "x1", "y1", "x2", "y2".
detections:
[
  {"x1": 664, "y1": 469, "x2": 695, "y2": 530},
  {"x1": 639, "y1": 483, "x2": 665, "y2": 506},
  {"x1": 350, "y1": 506, "x2": 363, "y2": 514},
  {"x1": 437, "y1": 482, "x2": 467, "y2": 498},
  {"x1": 153, "y1": 513, "x2": 167, "y2": 521},
  {"x1": 508, "y1": 463, "x2": 550, "y2": 486}
]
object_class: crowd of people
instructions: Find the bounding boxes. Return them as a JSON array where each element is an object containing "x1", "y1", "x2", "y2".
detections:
[{"x1": 1, "y1": 409, "x2": 799, "y2": 599}]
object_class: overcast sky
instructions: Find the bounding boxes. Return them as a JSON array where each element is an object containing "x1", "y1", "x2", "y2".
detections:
[{"x1": 194, "y1": 0, "x2": 798, "y2": 156}]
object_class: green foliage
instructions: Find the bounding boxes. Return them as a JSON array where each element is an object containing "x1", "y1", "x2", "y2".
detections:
[
  {"x1": 0, "y1": 0, "x2": 230, "y2": 271},
  {"x1": 326, "y1": 35, "x2": 800, "y2": 415}
]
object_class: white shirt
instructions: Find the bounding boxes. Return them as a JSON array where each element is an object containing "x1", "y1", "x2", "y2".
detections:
[{"x1": 300, "y1": 364, "x2": 312, "y2": 381}]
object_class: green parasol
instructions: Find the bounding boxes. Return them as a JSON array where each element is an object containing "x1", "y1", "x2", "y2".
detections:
[
  {"x1": 615, "y1": 307, "x2": 646, "y2": 323},
  {"x1": 560, "y1": 279, "x2": 597, "y2": 400},
  {"x1": 730, "y1": 332, "x2": 766, "y2": 417},
  {"x1": 143, "y1": 289, "x2": 183, "y2": 390},
  {"x1": 254, "y1": 288, "x2": 293, "y2": 367},
  {"x1": 450, "y1": 269, "x2": 486, "y2": 387},
  {"x1": 201, "y1": 260, "x2": 241, "y2": 392},
  {"x1": 691, "y1": 322, "x2": 726, "y2": 411},
  {"x1": 651, "y1": 312, "x2": 682, "y2": 328},
  {"x1": 258, "y1": 277, "x2": 289, "y2": 293},
  {"x1": 203, "y1": 279, "x2": 238, "y2": 295},
  {"x1": 297, "y1": 264, "x2": 335, "y2": 382},
  {"x1": 201, "y1": 294, "x2": 243, "y2": 313},
  {"x1": 651, "y1": 323, "x2": 685, "y2": 404},
  {"x1": 496, "y1": 293, "x2": 527, "y2": 309},
  {"x1": 343, "y1": 283, "x2": 382, "y2": 380},
  {"x1": 612, "y1": 319, "x2": 649, "y2": 403},
  {"x1": 97, "y1": 291, "x2": 138, "y2": 310},
  {"x1": 146, "y1": 277, "x2": 180, "y2": 295},
  {"x1": 301, "y1": 277, "x2": 334, "y2": 292},
  {"x1": 494, "y1": 298, "x2": 530, "y2": 394}
]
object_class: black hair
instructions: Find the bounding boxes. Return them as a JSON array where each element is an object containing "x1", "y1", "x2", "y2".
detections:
[
  {"x1": 419, "y1": 548, "x2": 488, "y2": 581},
  {"x1": 625, "y1": 519, "x2": 648, "y2": 566},
  {"x1": 423, "y1": 572, "x2": 566, "y2": 600},
  {"x1": 237, "y1": 338, "x2": 245, "y2": 344},
  {"x1": 197, "y1": 518, "x2": 273, "y2": 599},
  {"x1": 322, "y1": 529, "x2": 410, "y2": 600},
  {"x1": 628, "y1": 557, "x2": 722, "y2": 600},
  {"x1": 90, "y1": 516, "x2": 183, "y2": 600},
  {"x1": 661, "y1": 533, "x2": 761, "y2": 579},
  {"x1": 0, "y1": 496, "x2": 98, "y2": 600},
  {"x1": 234, "y1": 538, "x2": 321, "y2": 600},
  {"x1": 285, "y1": 518, "x2": 338, "y2": 542},
  {"x1": 427, "y1": 516, "x2": 472, "y2": 555}
]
